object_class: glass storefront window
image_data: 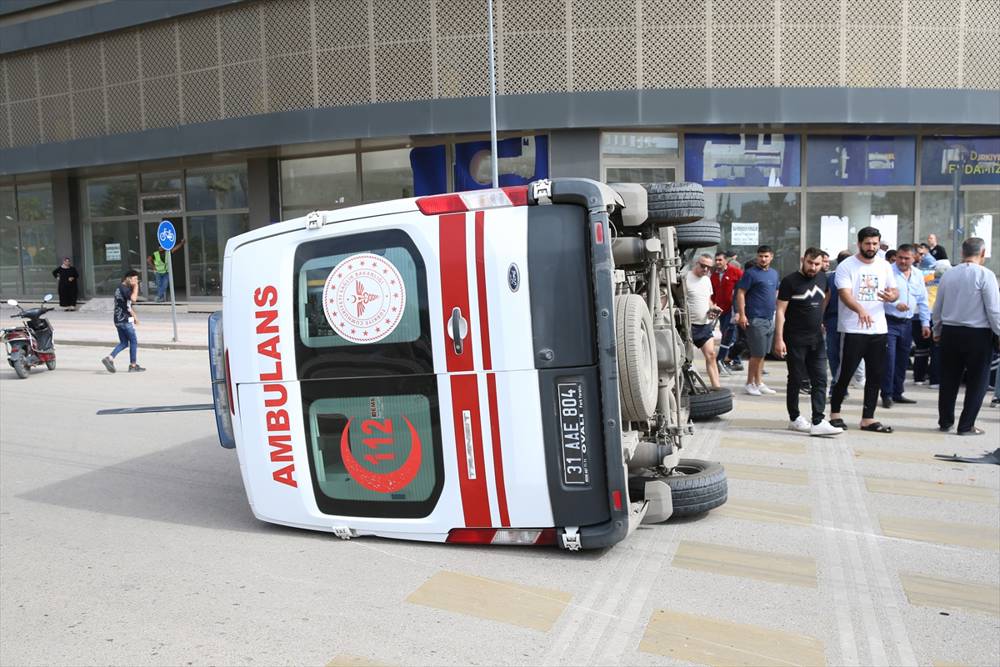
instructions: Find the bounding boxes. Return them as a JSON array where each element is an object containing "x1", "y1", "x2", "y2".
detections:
[
  {"x1": 605, "y1": 167, "x2": 676, "y2": 183},
  {"x1": 807, "y1": 136, "x2": 916, "y2": 186},
  {"x1": 141, "y1": 171, "x2": 183, "y2": 193},
  {"x1": 86, "y1": 176, "x2": 138, "y2": 218},
  {"x1": 920, "y1": 189, "x2": 1000, "y2": 274},
  {"x1": 1, "y1": 224, "x2": 20, "y2": 295},
  {"x1": 685, "y1": 134, "x2": 801, "y2": 187},
  {"x1": 188, "y1": 213, "x2": 248, "y2": 297},
  {"x1": 281, "y1": 154, "x2": 359, "y2": 218},
  {"x1": 15, "y1": 183, "x2": 53, "y2": 221},
  {"x1": 806, "y1": 191, "x2": 915, "y2": 259},
  {"x1": 362, "y1": 149, "x2": 415, "y2": 202},
  {"x1": 84, "y1": 220, "x2": 141, "y2": 296},
  {"x1": 921, "y1": 136, "x2": 1000, "y2": 186},
  {"x1": 708, "y1": 192, "x2": 801, "y2": 277},
  {"x1": 140, "y1": 194, "x2": 183, "y2": 213},
  {"x1": 1, "y1": 186, "x2": 15, "y2": 222},
  {"x1": 19, "y1": 223, "x2": 56, "y2": 294},
  {"x1": 602, "y1": 132, "x2": 679, "y2": 158},
  {"x1": 185, "y1": 165, "x2": 248, "y2": 211}
]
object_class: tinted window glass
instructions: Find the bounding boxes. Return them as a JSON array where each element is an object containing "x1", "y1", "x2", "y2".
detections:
[
  {"x1": 921, "y1": 136, "x2": 1000, "y2": 186},
  {"x1": 807, "y1": 136, "x2": 915, "y2": 186},
  {"x1": 685, "y1": 134, "x2": 801, "y2": 187},
  {"x1": 302, "y1": 376, "x2": 443, "y2": 518}
]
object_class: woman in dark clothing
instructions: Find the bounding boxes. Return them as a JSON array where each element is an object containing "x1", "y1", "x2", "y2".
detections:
[{"x1": 52, "y1": 257, "x2": 79, "y2": 310}]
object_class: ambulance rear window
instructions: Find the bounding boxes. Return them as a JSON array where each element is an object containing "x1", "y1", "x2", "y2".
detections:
[{"x1": 301, "y1": 376, "x2": 443, "y2": 518}]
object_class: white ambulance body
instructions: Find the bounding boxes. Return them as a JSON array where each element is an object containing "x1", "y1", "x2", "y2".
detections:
[{"x1": 210, "y1": 178, "x2": 728, "y2": 550}]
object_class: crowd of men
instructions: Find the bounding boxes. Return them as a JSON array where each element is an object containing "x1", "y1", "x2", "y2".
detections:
[{"x1": 685, "y1": 229, "x2": 1000, "y2": 438}]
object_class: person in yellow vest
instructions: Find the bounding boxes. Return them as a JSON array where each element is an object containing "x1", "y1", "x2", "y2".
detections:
[{"x1": 147, "y1": 237, "x2": 185, "y2": 302}]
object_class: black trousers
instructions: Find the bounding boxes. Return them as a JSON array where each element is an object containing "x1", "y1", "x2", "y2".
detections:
[
  {"x1": 938, "y1": 325, "x2": 993, "y2": 432},
  {"x1": 786, "y1": 337, "x2": 827, "y2": 424},
  {"x1": 830, "y1": 333, "x2": 888, "y2": 420}
]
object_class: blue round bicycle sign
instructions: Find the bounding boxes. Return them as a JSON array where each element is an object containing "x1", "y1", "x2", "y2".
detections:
[{"x1": 157, "y1": 220, "x2": 177, "y2": 250}]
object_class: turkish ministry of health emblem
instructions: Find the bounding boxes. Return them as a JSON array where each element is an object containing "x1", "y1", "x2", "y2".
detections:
[{"x1": 323, "y1": 253, "x2": 406, "y2": 344}]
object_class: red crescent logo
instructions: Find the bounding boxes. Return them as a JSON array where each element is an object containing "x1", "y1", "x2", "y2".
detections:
[{"x1": 339, "y1": 417, "x2": 423, "y2": 493}]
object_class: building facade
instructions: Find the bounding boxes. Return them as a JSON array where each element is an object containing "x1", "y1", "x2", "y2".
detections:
[{"x1": 2, "y1": 0, "x2": 998, "y2": 300}]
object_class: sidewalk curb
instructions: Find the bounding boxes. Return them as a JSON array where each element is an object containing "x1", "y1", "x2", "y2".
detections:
[{"x1": 58, "y1": 339, "x2": 208, "y2": 351}]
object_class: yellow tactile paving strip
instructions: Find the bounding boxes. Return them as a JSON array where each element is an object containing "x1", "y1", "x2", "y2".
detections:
[
  {"x1": 723, "y1": 462, "x2": 809, "y2": 485},
  {"x1": 852, "y1": 447, "x2": 967, "y2": 467},
  {"x1": 640, "y1": 609, "x2": 826, "y2": 666},
  {"x1": 865, "y1": 477, "x2": 997, "y2": 503},
  {"x1": 900, "y1": 572, "x2": 1000, "y2": 616},
  {"x1": 672, "y1": 540, "x2": 818, "y2": 588},
  {"x1": 725, "y1": 418, "x2": 787, "y2": 431},
  {"x1": 879, "y1": 515, "x2": 1000, "y2": 551},
  {"x1": 720, "y1": 438, "x2": 807, "y2": 455},
  {"x1": 326, "y1": 655, "x2": 390, "y2": 667},
  {"x1": 714, "y1": 498, "x2": 814, "y2": 527},
  {"x1": 406, "y1": 570, "x2": 572, "y2": 632}
]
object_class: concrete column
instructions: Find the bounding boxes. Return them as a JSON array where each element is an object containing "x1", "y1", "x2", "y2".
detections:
[
  {"x1": 549, "y1": 129, "x2": 601, "y2": 181},
  {"x1": 248, "y1": 157, "x2": 280, "y2": 230},
  {"x1": 51, "y1": 172, "x2": 75, "y2": 264}
]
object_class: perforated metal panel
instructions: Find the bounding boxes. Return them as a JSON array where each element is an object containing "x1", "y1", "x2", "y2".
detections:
[{"x1": 1, "y1": 0, "x2": 998, "y2": 149}]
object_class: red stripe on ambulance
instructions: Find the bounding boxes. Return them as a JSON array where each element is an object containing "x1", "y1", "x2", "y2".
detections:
[
  {"x1": 439, "y1": 212, "x2": 474, "y2": 373},
  {"x1": 449, "y1": 373, "x2": 491, "y2": 527},
  {"x1": 485, "y1": 373, "x2": 511, "y2": 526},
  {"x1": 474, "y1": 211, "x2": 492, "y2": 368}
]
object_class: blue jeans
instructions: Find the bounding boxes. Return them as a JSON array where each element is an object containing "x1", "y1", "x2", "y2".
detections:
[
  {"x1": 156, "y1": 272, "x2": 169, "y2": 301},
  {"x1": 882, "y1": 317, "x2": 913, "y2": 399},
  {"x1": 824, "y1": 317, "x2": 840, "y2": 379},
  {"x1": 111, "y1": 322, "x2": 138, "y2": 364},
  {"x1": 718, "y1": 311, "x2": 738, "y2": 361}
]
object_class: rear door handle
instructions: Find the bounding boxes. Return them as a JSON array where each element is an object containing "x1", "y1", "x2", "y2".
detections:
[{"x1": 450, "y1": 307, "x2": 466, "y2": 355}]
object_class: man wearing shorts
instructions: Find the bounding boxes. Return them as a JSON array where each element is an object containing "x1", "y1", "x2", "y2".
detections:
[
  {"x1": 685, "y1": 253, "x2": 723, "y2": 389},
  {"x1": 736, "y1": 245, "x2": 780, "y2": 396}
]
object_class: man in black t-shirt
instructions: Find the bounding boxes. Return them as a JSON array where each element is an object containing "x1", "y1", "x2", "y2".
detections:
[
  {"x1": 774, "y1": 248, "x2": 842, "y2": 436},
  {"x1": 102, "y1": 270, "x2": 145, "y2": 373}
]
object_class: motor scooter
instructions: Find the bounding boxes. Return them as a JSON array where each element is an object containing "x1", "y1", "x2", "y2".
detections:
[{"x1": 2, "y1": 294, "x2": 56, "y2": 379}]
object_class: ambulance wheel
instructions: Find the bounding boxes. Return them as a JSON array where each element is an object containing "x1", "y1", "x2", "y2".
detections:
[
  {"x1": 675, "y1": 219, "x2": 721, "y2": 249},
  {"x1": 45, "y1": 360, "x2": 56, "y2": 371},
  {"x1": 12, "y1": 359, "x2": 29, "y2": 379},
  {"x1": 643, "y1": 182, "x2": 705, "y2": 225},
  {"x1": 665, "y1": 459, "x2": 727, "y2": 517},
  {"x1": 615, "y1": 294, "x2": 658, "y2": 422},
  {"x1": 689, "y1": 387, "x2": 733, "y2": 420}
]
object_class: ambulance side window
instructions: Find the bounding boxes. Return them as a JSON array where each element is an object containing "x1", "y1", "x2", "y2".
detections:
[
  {"x1": 294, "y1": 230, "x2": 432, "y2": 379},
  {"x1": 302, "y1": 376, "x2": 443, "y2": 518}
]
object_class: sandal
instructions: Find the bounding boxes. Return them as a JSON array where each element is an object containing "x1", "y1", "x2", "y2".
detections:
[
  {"x1": 956, "y1": 427, "x2": 985, "y2": 436},
  {"x1": 829, "y1": 418, "x2": 848, "y2": 430},
  {"x1": 860, "y1": 422, "x2": 893, "y2": 433}
]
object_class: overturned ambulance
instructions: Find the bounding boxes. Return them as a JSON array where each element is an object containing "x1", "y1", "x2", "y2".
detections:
[{"x1": 209, "y1": 178, "x2": 731, "y2": 550}]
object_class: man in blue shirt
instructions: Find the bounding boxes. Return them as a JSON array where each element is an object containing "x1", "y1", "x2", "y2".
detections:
[
  {"x1": 736, "y1": 245, "x2": 780, "y2": 396},
  {"x1": 881, "y1": 244, "x2": 930, "y2": 407}
]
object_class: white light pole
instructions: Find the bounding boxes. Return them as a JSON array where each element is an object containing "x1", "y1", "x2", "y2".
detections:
[{"x1": 487, "y1": 0, "x2": 499, "y2": 188}]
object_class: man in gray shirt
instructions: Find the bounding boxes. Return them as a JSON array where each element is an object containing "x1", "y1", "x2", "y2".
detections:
[{"x1": 932, "y1": 237, "x2": 1000, "y2": 435}]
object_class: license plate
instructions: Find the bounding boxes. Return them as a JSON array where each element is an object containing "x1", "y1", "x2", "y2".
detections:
[{"x1": 557, "y1": 381, "x2": 590, "y2": 486}]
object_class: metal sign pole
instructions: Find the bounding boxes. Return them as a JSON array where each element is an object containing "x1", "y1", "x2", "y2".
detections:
[
  {"x1": 487, "y1": 0, "x2": 499, "y2": 188},
  {"x1": 166, "y1": 251, "x2": 178, "y2": 342}
]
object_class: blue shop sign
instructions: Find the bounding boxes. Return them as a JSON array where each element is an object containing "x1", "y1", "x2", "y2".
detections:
[
  {"x1": 921, "y1": 136, "x2": 1000, "y2": 186},
  {"x1": 453, "y1": 135, "x2": 549, "y2": 191},
  {"x1": 807, "y1": 135, "x2": 916, "y2": 186},
  {"x1": 684, "y1": 134, "x2": 800, "y2": 187}
]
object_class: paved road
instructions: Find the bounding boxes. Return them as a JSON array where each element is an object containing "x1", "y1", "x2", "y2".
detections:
[{"x1": 1, "y1": 345, "x2": 998, "y2": 666}]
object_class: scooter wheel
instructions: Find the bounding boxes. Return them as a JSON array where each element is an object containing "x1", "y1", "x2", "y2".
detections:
[
  {"x1": 12, "y1": 359, "x2": 29, "y2": 379},
  {"x1": 45, "y1": 359, "x2": 56, "y2": 371}
]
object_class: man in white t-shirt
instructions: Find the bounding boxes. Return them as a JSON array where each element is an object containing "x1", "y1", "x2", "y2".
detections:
[
  {"x1": 685, "y1": 254, "x2": 723, "y2": 389},
  {"x1": 828, "y1": 226, "x2": 899, "y2": 433}
]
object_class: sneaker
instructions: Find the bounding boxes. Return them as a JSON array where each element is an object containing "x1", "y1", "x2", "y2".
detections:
[
  {"x1": 799, "y1": 385, "x2": 812, "y2": 395},
  {"x1": 101, "y1": 356, "x2": 115, "y2": 373},
  {"x1": 128, "y1": 364, "x2": 146, "y2": 373},
  {"x1": 810, "y1": 419, "x2": 844, "y2": 437},
  {"x1": 788, "y1": 416, "x2": 812, "y2": 433},
  {"x1": 744, "y1": 383, "x2": 762, "y2": 396},
  {"x1": 757, "y1": 383, "x2": 777, "y2": 395},
  {"x1": 929, "y1": 383, "x2": 940, "y2": 389},
  {"x1": 729, "y1": 360, "x2": 744, "y2": 371}
]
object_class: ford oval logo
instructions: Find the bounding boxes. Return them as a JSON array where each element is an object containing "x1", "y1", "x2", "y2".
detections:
[{"x1": 507, "y1": 263, "x2": 520, "y2": 292}]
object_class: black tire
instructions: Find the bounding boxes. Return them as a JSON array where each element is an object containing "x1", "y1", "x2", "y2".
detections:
[
  {"x1": 665, "y1": 459, "x2": 728, "y2": 517},
  {"x1": 643, "y1": 182, "x2": 705, "y2": 225},
  {"x1": 12, "y1": 359, "x2": 29, "y2": 379},
  {"x1": 45, "y1": 359, "x2": 56, "y2": 371},
  {"x1": 689, "y1": 387, "x2": 733, "y2": 420},
  {"x1": 615, "y1": 294, "x2": 658, "y2": 422},
  {"x1": 675, "y1": 219, "x2": 722, "y2": 249}
]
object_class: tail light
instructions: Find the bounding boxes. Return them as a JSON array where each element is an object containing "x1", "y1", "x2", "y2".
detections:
[
  {"x1": 416, "y1": 186, "x2": 529, "y2": 215},
  {"x1": 446, "y1": 528, "x2": 557, "y2": 546}
]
